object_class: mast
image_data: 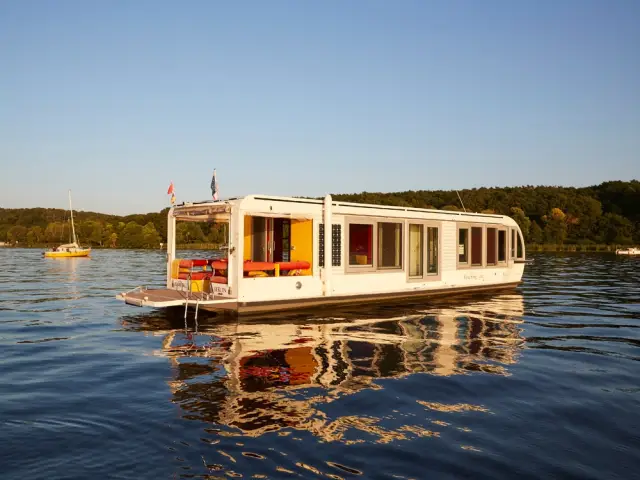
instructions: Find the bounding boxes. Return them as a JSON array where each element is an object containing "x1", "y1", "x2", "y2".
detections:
[{"x1": 68, "y1": 189, "x2": 77, "y2": 245}]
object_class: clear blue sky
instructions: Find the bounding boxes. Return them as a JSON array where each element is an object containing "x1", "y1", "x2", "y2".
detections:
[{"x1": 1, "y1": 0, "x2": 638, "y2": 215}]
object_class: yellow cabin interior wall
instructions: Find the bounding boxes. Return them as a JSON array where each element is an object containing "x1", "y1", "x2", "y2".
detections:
[
  {"x1": 243, "y1": 215, "x2": 252, "y2": 261},
  {"x1": 290, "y1": 219, "x2": 313, "y2": 275}
]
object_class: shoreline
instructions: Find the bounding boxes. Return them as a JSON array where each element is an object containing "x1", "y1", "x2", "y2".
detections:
[{"x1": 3, "y1": 243, "x2": 636, "y2": 253}]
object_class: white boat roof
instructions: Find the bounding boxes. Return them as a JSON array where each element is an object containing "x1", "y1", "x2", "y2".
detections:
[{"x1": 173, "y1": 193, "x2": 514, "y2": 223}]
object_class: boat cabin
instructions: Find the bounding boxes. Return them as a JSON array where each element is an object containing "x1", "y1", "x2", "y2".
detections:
[{"x1": 117, "y1": 194, "x2": 526, "y2": 313}]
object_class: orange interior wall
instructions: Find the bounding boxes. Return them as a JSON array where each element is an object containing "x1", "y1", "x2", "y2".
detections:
[
  {"x1": 290, "y1": 219, "x2": 313, "y2": 275},
  {"x1": 243, "y1": 215, "x2": 252, "y2": 261}
]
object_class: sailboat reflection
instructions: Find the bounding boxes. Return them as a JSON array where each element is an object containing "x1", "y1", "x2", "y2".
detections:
[
  {"x1": 122, "y1": 293, "x2": 525, "y2": 441},
  {"x1": 43, "y1": 256, "x2": 86, "y2": 302}
]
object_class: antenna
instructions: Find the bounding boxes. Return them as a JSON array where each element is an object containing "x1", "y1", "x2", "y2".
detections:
[{"x1": 456, "y1": 190, "x2": 467, "y2": 212}]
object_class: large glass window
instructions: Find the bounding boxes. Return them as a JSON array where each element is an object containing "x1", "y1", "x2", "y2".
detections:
[
  {"x1": 378, "y1": 222, "x2": 402, "y2": 268},
  {"x1": 408, "y1": 224, "x2": 423, "y2": 277},
  {"x1": 349, "y1": 223, "x2": 373, "y2": 266},
  {"x1": 471, "y1": 227, "x2": 483, "y2": 266},
  {"x1": 458, "y1": 228, "x2": 469, "y2": 264},
  {"x1": 427, "y1": 227, "x2": 438, "y2": 275},
  {"x1": 486, "y1": 228, "x2": 497, "y2": 265},
  {"x1": 498, "y1": 230, "x2": 507, "y2": 262}
]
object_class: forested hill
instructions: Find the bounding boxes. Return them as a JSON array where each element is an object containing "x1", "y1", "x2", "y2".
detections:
[
  {"x1": 331, "y1": 180, "x2": 639, "y2": 245},
  {"x1": 0, "y1": 207, "x2": 170, "y2": 248},
  {"x1": 1, "y1": 180, "x2": 638, "y2": 247}
]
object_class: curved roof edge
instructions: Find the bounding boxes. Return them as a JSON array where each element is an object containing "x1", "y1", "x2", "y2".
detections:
[{"x1": 173, "y1": 194, "x2": 519, "y2": 225}]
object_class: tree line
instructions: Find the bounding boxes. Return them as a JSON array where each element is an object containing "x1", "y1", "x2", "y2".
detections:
[
  {"x1": 1, "y1": 180, "x2": 638, "y2": 248},
  {"x1": 0, "y1": 207, "x2": 227, "y2": 249},
  {"x1": 331, "y1": 180, "x2": 639, "y2": 245}
]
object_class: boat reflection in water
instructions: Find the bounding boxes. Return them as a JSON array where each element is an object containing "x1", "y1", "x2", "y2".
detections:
[{"x1": 121, "y1": 293, "x2": 525, "y2": 443}]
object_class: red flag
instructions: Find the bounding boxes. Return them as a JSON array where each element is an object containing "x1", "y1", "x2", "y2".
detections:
[{"x1": 167, "y1": 182, "x2": 174, "y2": 195}]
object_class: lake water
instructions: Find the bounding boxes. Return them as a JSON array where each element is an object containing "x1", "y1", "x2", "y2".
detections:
[{"x1": 1, "y1": 249, "x2": 638, "y2": 479}]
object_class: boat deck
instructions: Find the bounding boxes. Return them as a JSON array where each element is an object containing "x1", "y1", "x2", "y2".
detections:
[
  {"x1": 117, "y1": 282, "x2": 521, "y2": 315},
  {"x1": 116, "y1": 288, "x2": 237, "y2": 310}
]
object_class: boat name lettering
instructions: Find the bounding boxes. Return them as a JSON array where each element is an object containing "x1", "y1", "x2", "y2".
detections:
[
  {"x1": 464, "y1": 274, "x2": 485, "y2": 281},
  {"x1": 212, "y1": 285, "x2": 230, "y2": 296}
]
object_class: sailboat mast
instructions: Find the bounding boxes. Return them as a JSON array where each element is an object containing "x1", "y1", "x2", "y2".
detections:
[{"x1": 69, "y1": 189, "x2": 77, "y2": 244}]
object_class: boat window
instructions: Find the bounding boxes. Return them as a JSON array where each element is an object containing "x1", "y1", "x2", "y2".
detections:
[
  {"x1": 511, "y1": 229, "x2": 517, "y2": 259},
  {"x1": 349, "y1": 223, "x2": 373, "y2": 266},
  {"x1": 240, "y1": 215, "x2": 314, "y2": 277},
  {"x1": 408, "y1": 224, "x2": 423, "y2": 277},
  {"x1": 486, "y1": 227, "x2": 497, "y2": 265},
  {"x1": 252, "y1": 217, "x2": 267, "y2": 262},
  {"x1": 378, "y1": 222, "x2": 403, "y2": 269},
  {"x1": 458, "y1": 228, "x2": 469, "y2": 264},
  {"x1": 427, "y1": 226, "x2": 439, "y2": 275},
  {"x1": 272, "y1": 218, "x2": 291, "y2": 262},
  {"x1": 319, "y1": 224, "x2": 342, "y2": 267},
  {"x1": 516, "y1": 230, "x2": 524, "y2": 259},
  {"x1": 498, "y1": 230, "x2": 507, "y2": 262},
  {"x1": 471, "y1": 227, "x2": 483, "y2": 266}
]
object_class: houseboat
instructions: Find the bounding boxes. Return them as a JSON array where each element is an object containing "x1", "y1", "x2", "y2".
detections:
[{"x1": 116, "y1": 194, "x2": 527, "y2": 314}]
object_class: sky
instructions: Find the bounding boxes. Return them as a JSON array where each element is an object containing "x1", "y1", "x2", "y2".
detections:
[{"x1": 1, "y1": 0, "x2": 638, "y2": 215}]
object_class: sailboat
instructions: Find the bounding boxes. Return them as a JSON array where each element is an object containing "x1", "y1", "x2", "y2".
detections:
[{"x1": 43, "y1": 190, "x2": 91, "y2": 258}]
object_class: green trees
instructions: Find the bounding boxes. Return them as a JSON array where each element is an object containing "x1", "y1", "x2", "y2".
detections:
[
  {"x1": 594, "y1": 213, "x2": 634, "y2": 245},
  {"x1": 542, "y1": 208, "x2": 568, "y2": 245},
  {"x1": 529, "y1": 221, "x2": 543, "y2": 244},
  {"x1": 1, "y1": 180, "x2": 638, "y2": 247},
  {"x1": 176, "y1": 223, "x2": 205, "y2": 244},
  {"x1": 331, "y1": 181, "x2": 638, "y2": 246},
  {"x1": 7, "y1": 225, "x2": 27, "y2": 244},
  {"x1": 510, "y1": 207, "x2": 531, "y2": 240},
  {"x1": 44, "y1": 222, "x2": 69, "y2": 243},
  {"x1": 142, "y1": 222, "x2": 162, "y2": 248},
  {"x1": 118, "y1": 222, "x2": 144, "y2": 248},
  {"x1": 118, "y1": 222, "x2": 162, "y2": 248},
  {"x1": 208, "y1": 223, "x2": 227, "y2": 244}
]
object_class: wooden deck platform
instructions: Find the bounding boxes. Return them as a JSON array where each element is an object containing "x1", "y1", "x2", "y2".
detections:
[
  {"x1": 117, "y1": 282, "x2": 520, "y2": 315},
  {"x1": 116, "y1": 288, "x2": 238, "y2": 310}
]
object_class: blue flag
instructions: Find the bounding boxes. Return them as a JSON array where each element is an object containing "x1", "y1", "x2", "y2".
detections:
[{"x1": 210, "y1": 169, "x2": 219, "y2": 200}]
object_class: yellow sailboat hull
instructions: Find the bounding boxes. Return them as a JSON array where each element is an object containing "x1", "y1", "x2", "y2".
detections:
[{"x1": 43, "y1": 249, "x2": 91, "y2": 258}]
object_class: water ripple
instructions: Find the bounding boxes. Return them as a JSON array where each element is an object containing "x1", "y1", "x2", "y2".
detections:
[{"x1": 0, "y1": 249, "x2": 639, "y2": 479}]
